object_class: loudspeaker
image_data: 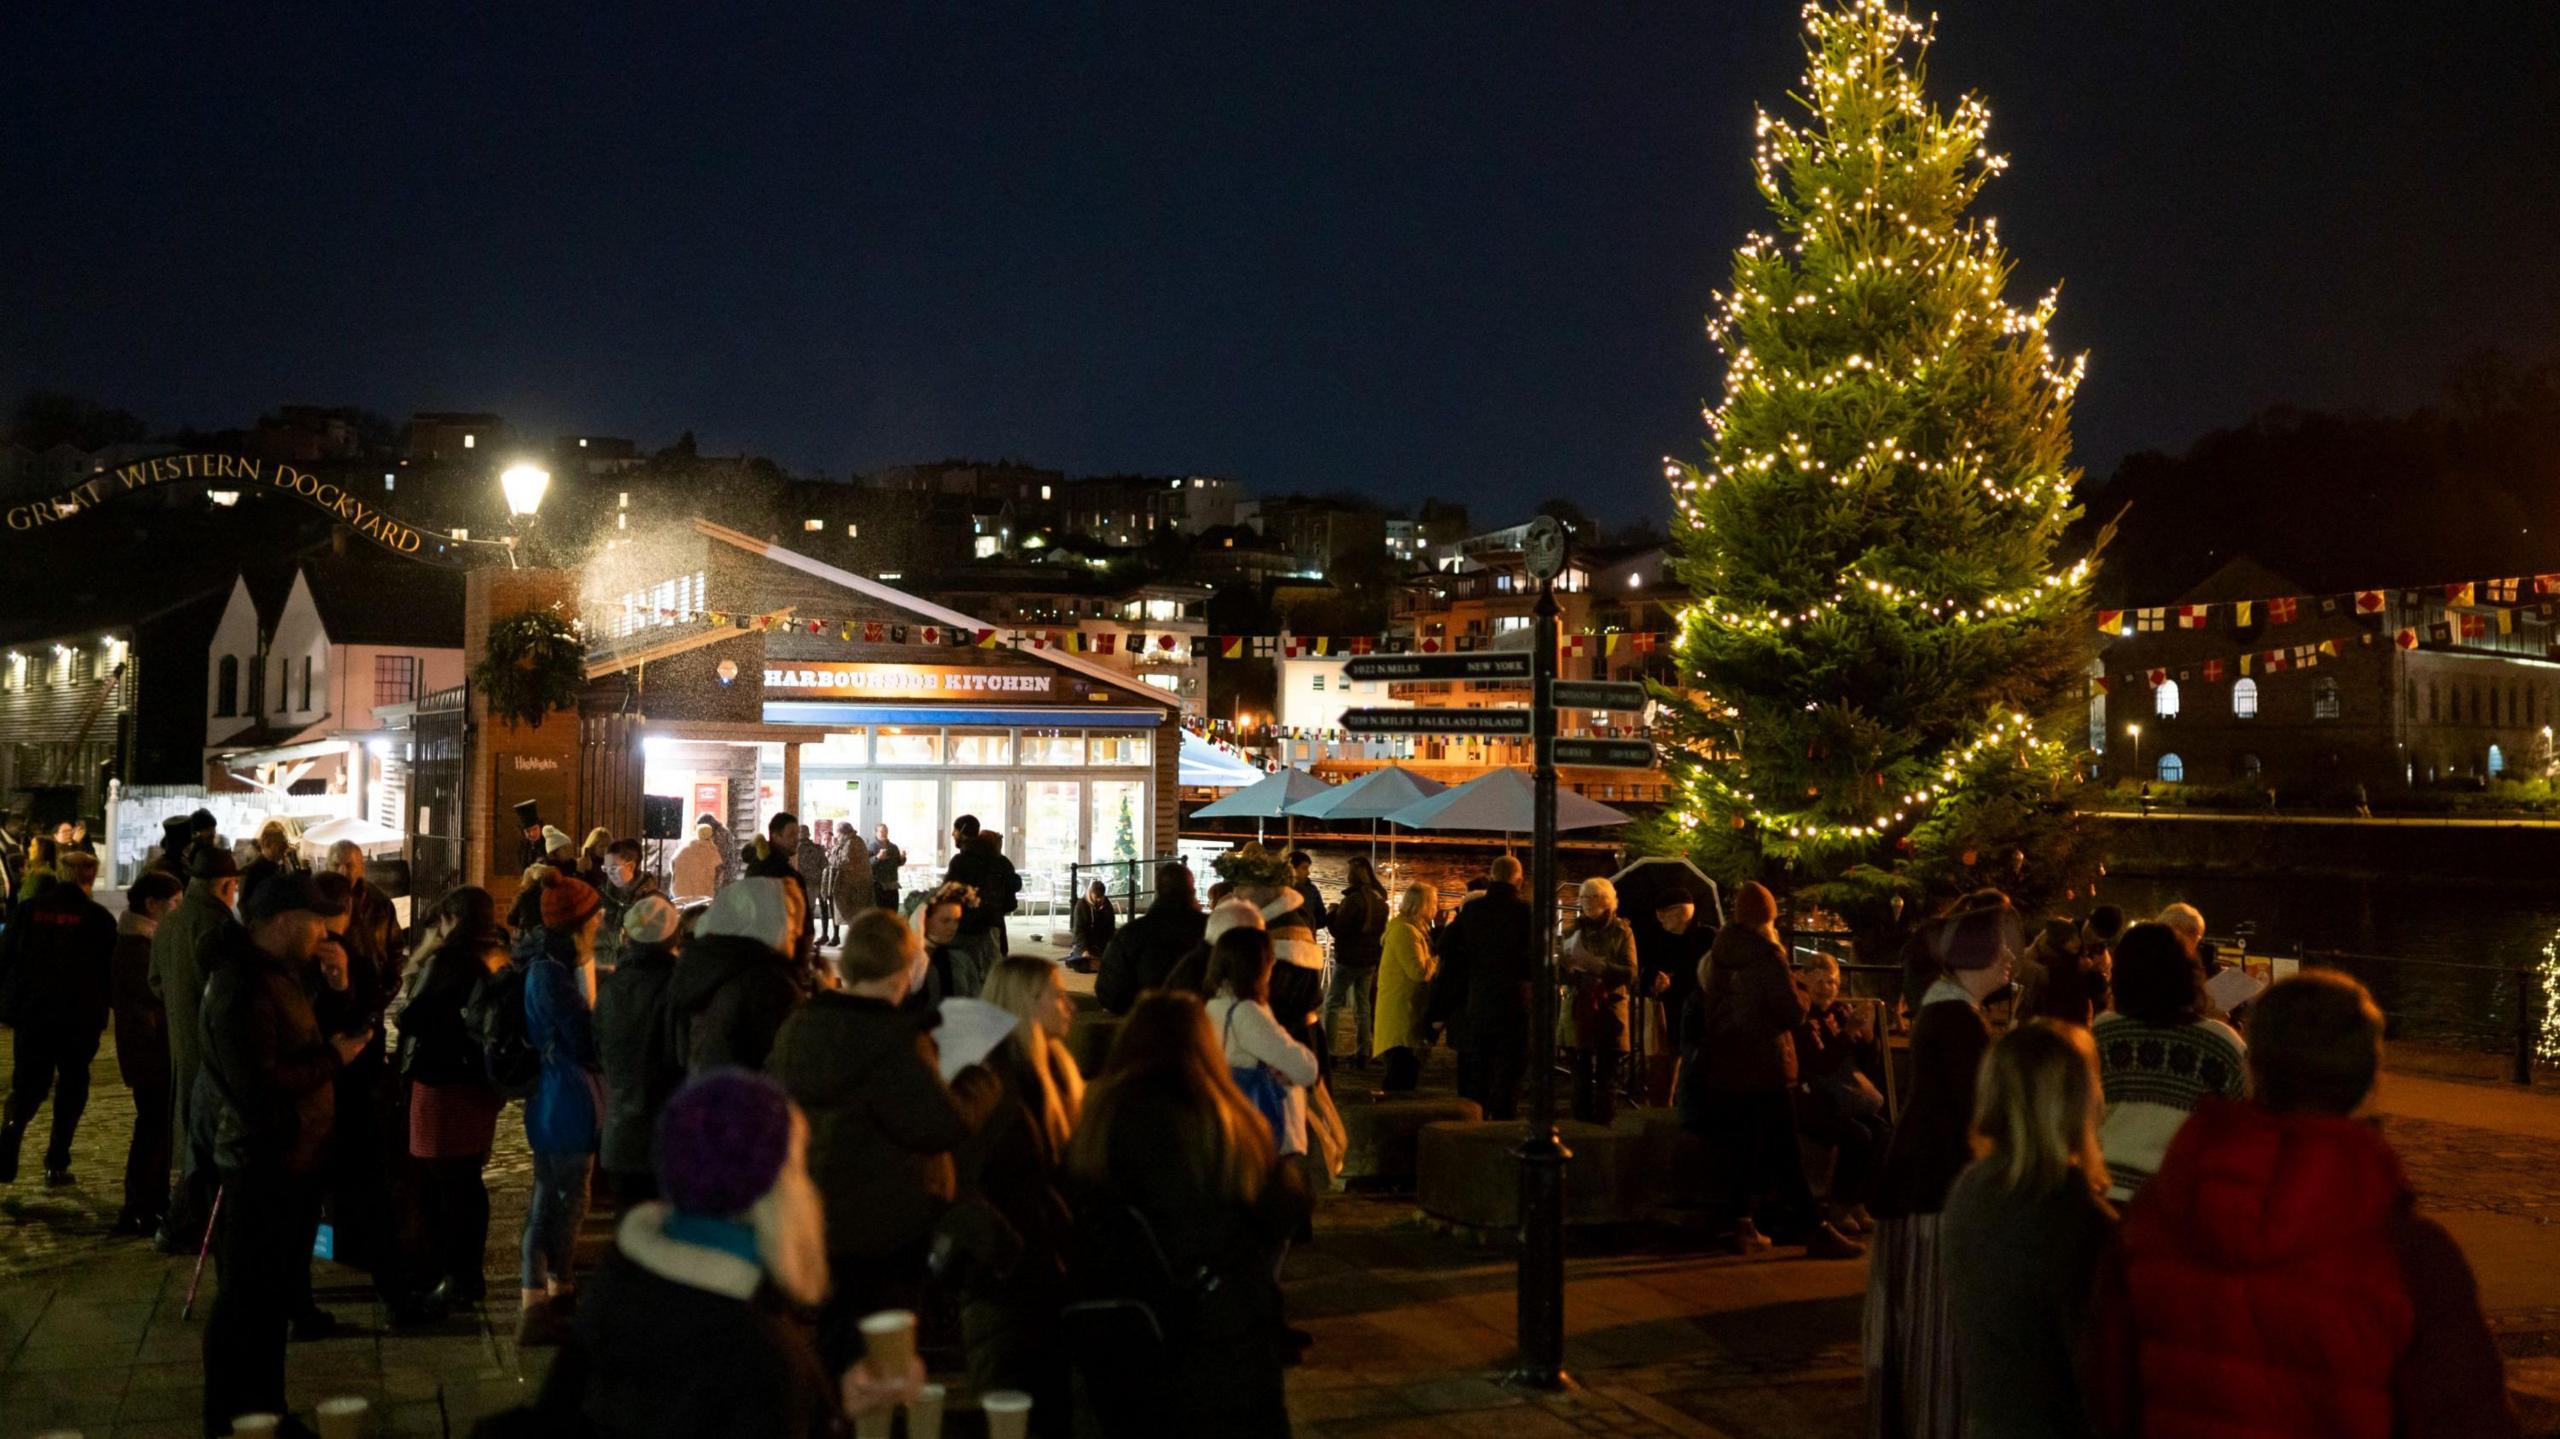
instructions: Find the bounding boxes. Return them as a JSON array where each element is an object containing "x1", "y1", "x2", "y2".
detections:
[{"x1": 643, "y1": 795, "x2": 683, "y2": 841}]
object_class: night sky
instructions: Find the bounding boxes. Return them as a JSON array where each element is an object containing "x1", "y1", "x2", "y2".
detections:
[{"x1": 8, "y1": 2, "x2": 2556, "y2": 524}]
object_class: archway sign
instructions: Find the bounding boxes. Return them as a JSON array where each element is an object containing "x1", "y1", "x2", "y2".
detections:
[{"x1": 3, "y1": 450, "x2": 457, "y2": 564}]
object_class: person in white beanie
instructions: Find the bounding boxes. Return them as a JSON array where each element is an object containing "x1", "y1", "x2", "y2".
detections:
[
  {"x1": 665, "y1": 878, "x2": 806, "y2": 1073},
  {"x1": 597, "y1": 894, "x2": 686, "y2": 1206}
]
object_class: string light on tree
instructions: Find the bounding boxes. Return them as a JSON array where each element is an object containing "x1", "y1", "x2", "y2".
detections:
[{"x1": 1636, "y1": 0, "x2": 2106, "y2": 910}]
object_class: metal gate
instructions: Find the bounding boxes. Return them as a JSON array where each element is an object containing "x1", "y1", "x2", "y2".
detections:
[{"x1": 408, "y1": 684, "x2": 468, "y2": 918}]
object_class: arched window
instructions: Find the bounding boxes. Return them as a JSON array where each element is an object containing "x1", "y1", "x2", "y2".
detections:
[
  {"x1": 2232, "y1": 678, "x2": 2259, "y2": 719},
  {"x1": 2489, "y1": 744, "x2": 2507, "y2": 778},
  {"x1": 2314, "y1": 679, "x2": 2342, "y2": 721},
  {"x1": 2154, "y1": 679, "x2": 2181, "y2": 719},
  {"x1": 2157, "y1": 753, "x2": 2185, "y2": 783},
  {"x1": 2235, "y1": 753, "x2": 2263, "y2": 778},
  {"x1": 216, "y1": 656, "x2": 239, "y2": 717}
]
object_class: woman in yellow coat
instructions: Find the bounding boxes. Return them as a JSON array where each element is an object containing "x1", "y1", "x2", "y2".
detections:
[{"x1": 1370, "y1": 882, "x2": 1440, "y2": 1092}]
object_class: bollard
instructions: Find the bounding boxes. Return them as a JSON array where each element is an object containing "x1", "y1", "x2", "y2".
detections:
[{"x1": 2516, "y1": 967, "x2": 2537, "y2": 1088}]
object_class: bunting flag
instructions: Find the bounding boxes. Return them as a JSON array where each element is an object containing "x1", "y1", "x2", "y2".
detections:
[
  {"x1": 2201, "y1": 659, "x2": 2224, "y2": 683},
  {"x1": 2097, "y1": 610, "x2": 2126, "y2": 636},
  {"x1": 2136, "y1": 608, "x2": 2167, "y2": 632},
  {"x1": 2232, "y1": 599, "x2": 2254, "y2": 627},
  {"x1": 1219, "y1": 635, "x2": 1245, "y2": 659},
  {"x1": 2489, "y1": 578, "x2": 2521, "y2": 604},
  {"x1": 2447, "y1": 582, "x2": 2476, "y2": 606},
  {"x1": 2176, "y1": 605, "x2": 2207, "y2": 630},
  {"x1": 2397, "y1": 627, "x2": 2419, "y2": 650},
  {"x1": 2501, "y1": 609, "x2": 2517, "y2": 636},
  {"x1": 2266, "y1": 596, "x2": 2298, "y2": 624},
  {"x1": 2354, "y1": 589, "x2": 2386, "y2": 615},
  {"x1": 2145, "y1": 667, "x2": 2167, "y2": 688},
  {"x1": 2460, "y1": 613, "x2": 2489, "y2": 640}
]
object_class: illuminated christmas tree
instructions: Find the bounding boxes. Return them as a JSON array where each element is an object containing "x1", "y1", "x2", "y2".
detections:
[{"x1": 1642, "y1": 0, "x2": 2104, "y2": 912}]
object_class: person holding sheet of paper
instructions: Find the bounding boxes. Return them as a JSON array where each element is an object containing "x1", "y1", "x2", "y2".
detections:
[{"x1": 2093, "y1": 923, "x2": 2246, "y2": 1202}]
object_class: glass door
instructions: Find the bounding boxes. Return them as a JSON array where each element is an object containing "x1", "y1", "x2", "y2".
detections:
[
  {"x1": 1021, "y1": 780, "x2": 1083, "y2": 912},
  {"x1": 1091, "y1": 780, "x2": 1145, "y2": 869},
  {"x1": 880, "y1": 780, "x2": 941, "y2": 902}
]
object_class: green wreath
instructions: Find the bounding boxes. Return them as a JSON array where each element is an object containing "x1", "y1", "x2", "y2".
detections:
[
  {"x1": 472, "y1": 610, "x2": 585, "y2": 729},
  {"x1": 1210, "y1": 842, "x2": 1293, "y2": 889}
]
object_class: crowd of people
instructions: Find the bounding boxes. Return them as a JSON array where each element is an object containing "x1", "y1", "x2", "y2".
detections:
[{"x1": 0, "y1": 802, "x2": 2527, "y2": 1436}]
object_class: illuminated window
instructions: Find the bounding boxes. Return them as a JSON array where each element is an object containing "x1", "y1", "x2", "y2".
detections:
[
  {"x1": 618, "y1": 492, "x2": 629, "y2": 509},
  {"x1": 1311, "y1": 675, "x2": 1326, "y2": 692},
  {"x1": 462, "y1": 434, "x2": 475, "y2": 449},
  {"x1": 2314, "y1": 679, "x2": 2341, "y2": 721},
  {"x1": 579, "y1": 438, "x2": 590, "y2": 448},
  {"x1": 2231, "y1": 678, "x2": 2258, "y2": 719},
  {"x1": 2156, "y1": 753, "x2": 2184, "y2": 783},
  {"x1": 974, "y1": 536, "x2": 1001, "y2": 559},
  {"x1": 2154, "y1": 679, "x2": 2181, "y2": 719},
  {"x1": 1039, "y1": 485, "x2": 1052, "y2": 500},
  {"x1": 804, "y1": 518, "x2": 824, "y2": 532},
  {"x1": 383, "y1": 473, "x2": 395, "y2": 491},
  {"x1": 373, "y1": 655, "x2": 418, "y2": 708},
  {"x1": 617, "y1": 513, "x2": 627, "y2": 530},
  {"x1": 846, "y1": 523, "x2": 859, "y2": 538}
]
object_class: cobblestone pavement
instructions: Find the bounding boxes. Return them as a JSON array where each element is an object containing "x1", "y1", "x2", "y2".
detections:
[{"x1": 13, "y1": 1031, "x2": 2560, "y2": 1437}]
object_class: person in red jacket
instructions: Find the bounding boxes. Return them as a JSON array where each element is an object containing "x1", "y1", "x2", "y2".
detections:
[{"x1": 2088, "y1": 970, "x2": 2518, "y2": 1439}]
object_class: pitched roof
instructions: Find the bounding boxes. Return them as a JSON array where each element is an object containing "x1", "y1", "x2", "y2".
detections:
[
  {"x1": 2175, "y1": 556, "x2": 2311, "y2": 606},
  {"x1": 299, "y1": 553, "x2": 466, "y2": 647}
]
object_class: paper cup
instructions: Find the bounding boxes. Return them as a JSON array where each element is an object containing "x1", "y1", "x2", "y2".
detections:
[
  {"x1": 856, "y1": 1309, "x2": 917, "y2": 1372},
  {"x1": 982, "y1": 1389, "x2": 1033, "y2": 1439},
  {"x1": 851, "y1": 1411, "x2": 893, "y2": 1439},
  {"x1": 906, "y1": 1382, "x2": 947, "y2": 1439},
  {"x1": 230, "y1": 1418, "x2": 283, "y2": 1438},
  {"x1": 316, "y1": 1395, "x2": 372, "y2": 1439}
]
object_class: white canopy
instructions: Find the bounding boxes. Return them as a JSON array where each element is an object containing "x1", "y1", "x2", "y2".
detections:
[
  {"x1": 1384, "y1": 766, "x2": 1631, "y2": 834},
  {"x1": 1287, "y1": 765, "x2": 1448, "y2": 821},
  {"x1": 1191, "y1": 766, "x2": 1331, "y2": 819},
  {"x1": 1179, "y1": 731, "x2": 1267, "y2": 789},
  {"x1": 295, "y1": 814, "x2": 407, "y2": 853}
]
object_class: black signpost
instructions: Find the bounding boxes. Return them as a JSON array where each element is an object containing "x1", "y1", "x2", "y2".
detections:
[
  {"x1": 1545, "y1": 679, "x2": 1648, "y2": 712},
  {"x1": 1514, "y1": 517, "x2": 1569, "y2": 1391}
]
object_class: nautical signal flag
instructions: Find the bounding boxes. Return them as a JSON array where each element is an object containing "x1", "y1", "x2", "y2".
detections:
[
  {"x1": 2266, "y1": 596, "x2": 2299, "y2": 624},
  {"x1": 2488, "y1": 578, "x2": 2521, "y2": 603},
  {"x1": 2145, "y1": 667, "x2": 2167, "y2": 688},
  {"x1": 2176, "y1": 605, "x2": 2207, "y2": 630},
  {"x1": 2355, "y1": 590, "x2": 2385, "y2": 615},
  {"x1": 2232, "y1": 600, "x2": 2254, "y2": 627},
  {"x1": 2397, "y1": 627, "x2": 2420, "y2": 650},
  {"x1": 2136, "y1": 608, "x2": 2166, "y2": 632},
  {"x1": 2202, "y1": 659, "x2": 2225, "y2": 683},
  {"x1": 2446, "y1": 582, "x2": 2476, "y2": 606},
  {"x1": 2097, "y1": 610, "x2": 2126, "y2": 636}
]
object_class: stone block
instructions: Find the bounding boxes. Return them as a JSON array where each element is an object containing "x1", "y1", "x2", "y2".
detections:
[
  {"x1": 1065, "y1": 1010, "x2": 1123, "y2": 1075},
  {"x1": 1339, "y1": 1095, "x2": 1481, "y2": 1187},
  {"x1": 1414, "y1": 1118, "x2": 1654, "y2": 1231}
]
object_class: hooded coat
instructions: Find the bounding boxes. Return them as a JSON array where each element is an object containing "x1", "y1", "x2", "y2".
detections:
[
  {"x1": 670, "y1": 835, "x2": 724, "y2": 902},
  {"x1": 1094, "y1": 896, "x2": 1208, "y2": 1016},
  {"x1": 596, "y1": 940, "x2": 685, "y2": 1176},
  {"x1": 2088, "y1": 1099, "x2": 2517, "y2": 1439},
  {"x1": 667, "y1": 882, "x2": 805, "y2": 1074},
  {"x1": 766, "y1": 993, "x2": 974, "y2": 1262}
]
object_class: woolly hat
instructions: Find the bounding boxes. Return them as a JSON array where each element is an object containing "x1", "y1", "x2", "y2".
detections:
[
  {"x1": 622, "y1": 893, "x2": 680, "y2": 946},
  {"x1": 581, "y1": 826, "x2": 612, "y2": 854},
  {"x1": 657, "y1": 1069, "x2": 794, "y2": 1218},
  {"x1": 542, "y1": 875, "x2": 603, "y2": 931},
  {"x1": 697, "y1": 876, "x2": 793, "y2": 954},
  {"x1": 542, "y1": 825, "x2": 575, "y2": 856}
]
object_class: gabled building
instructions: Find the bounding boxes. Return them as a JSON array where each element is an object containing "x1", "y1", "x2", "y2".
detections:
[{"x1": 203, "y1": 554, "x2": 467, "y2": 826}]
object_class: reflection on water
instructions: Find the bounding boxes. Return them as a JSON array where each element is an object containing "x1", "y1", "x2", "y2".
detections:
[{"x1": 2097, "y1": 872, "x2": 2560, "y2": 1052}]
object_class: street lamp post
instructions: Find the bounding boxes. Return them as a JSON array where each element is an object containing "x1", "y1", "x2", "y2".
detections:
[
  {"x1": 499, "y1": 462, "x2": 551, "y2": 569},
  {"x1": 2127, "y1": 721, "x2": 2142, "y2": 779}
]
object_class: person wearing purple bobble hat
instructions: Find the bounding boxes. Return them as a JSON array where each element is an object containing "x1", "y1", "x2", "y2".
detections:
[{"x1": 535, "y1": 1069, "x2": 921, "y2": 1438}]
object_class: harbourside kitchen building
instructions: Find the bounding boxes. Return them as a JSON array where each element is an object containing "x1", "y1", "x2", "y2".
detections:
[{"x1": 572, "y1": 519, "x2": 1181, "y2": 909}]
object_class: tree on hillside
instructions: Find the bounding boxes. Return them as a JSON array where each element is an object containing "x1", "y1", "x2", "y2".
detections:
[{"x1": 1640, "y1": 0, "x2": 2105, "y2": 917}]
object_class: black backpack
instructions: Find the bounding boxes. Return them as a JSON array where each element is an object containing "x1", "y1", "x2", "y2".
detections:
[{"x1": 464, "y1": 954, "x2": 542, "y2": 1098}]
